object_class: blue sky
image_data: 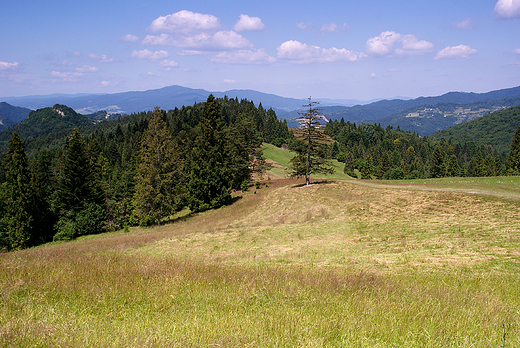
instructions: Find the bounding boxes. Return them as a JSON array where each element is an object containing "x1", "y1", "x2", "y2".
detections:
[{"x1": 1, "y1": 0, "x2": 519, "y2": 101}]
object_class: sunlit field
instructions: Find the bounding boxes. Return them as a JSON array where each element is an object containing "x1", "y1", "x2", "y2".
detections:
[{"x1": 2, "y1": 149, "x2": 520, "y2": 346}]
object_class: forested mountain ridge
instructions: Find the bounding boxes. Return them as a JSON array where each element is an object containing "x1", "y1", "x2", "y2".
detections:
[
  {"x1": 430, "y1": 105, "x2": 520, "y2": 154},
  {"x1": 282, "y1": 85, "x2": 520, "y2": 134},
  {"x1": 0, "y1": 104, "x2": 93, "y2": 152},
  {"x1": 0, "y1": 102, "x2": 31, "y2": 131}
]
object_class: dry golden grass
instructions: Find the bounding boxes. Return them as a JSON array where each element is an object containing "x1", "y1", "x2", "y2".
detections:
[{"x1": 1, "y1": 177, "x2": 520, "y2": 346}]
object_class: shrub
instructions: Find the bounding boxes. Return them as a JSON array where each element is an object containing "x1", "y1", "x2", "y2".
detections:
[{"x1": 241, "y1": 181, "x2": 250, "y2": 192}]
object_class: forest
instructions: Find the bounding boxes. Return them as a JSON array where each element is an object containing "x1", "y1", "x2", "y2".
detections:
[{"x1": 0, "y1": 95, "x2": 519, "y2": 251}]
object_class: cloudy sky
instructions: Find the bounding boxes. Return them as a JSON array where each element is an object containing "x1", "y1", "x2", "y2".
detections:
[{"x1": 1, "y1": 0, "x2": 519, "y2": 101}]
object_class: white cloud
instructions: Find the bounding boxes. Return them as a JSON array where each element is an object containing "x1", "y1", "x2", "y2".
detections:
[
  {"x1": 397, "y1": 34, "x2": 435, "y2": 55},
  {"x1": 297, "y1": 22, "x2": 312, "y2": 30},
  {"x1": 88, "y1": 54, "x2": 114, "y2": 63},
  {"x1": 513, "y1": 48, "x2": 520, "y2": 55},
  {"x1": 434, "y1": 45, "x2": 477, "y2": 60},
  {"x1": 366, "y1": 31, "x2": 434, "y2": 56},
  {"x1": 321, "y1": 23, "x2": 349, "y2": 33},
  {"x1": 451, "y1": 18, "x2": 474, "y2": 30},
  {"x1": 234, "y1": 14, "x2": 265, "y2": 31},
  {"x1": 142, "y1": 34, "x2": 172, "y2": 46},
  {"x1": 51, "y1": 71, "x2": 83, "y2": 80},
  {"x1": 159, "y1": 60, "x2": 179, "y2": 70},
  {"x1": 143, "y1": 31, "x2": 252, "y2": 49},
  {"x1": 0, "y1": 61, "x2": 19, "y2": 70},
  {"x1": 494, "y1": 0, "x2": 520, "y2": 18},
  {"x1": 131, "y1": 49, "x2": 169, "y2": 61},
  {"x1": 211, "y1": 49, "x2": 276, "y2": 64},
  {"x1": 101, "y1": 81, "x2": 111, "y2": 87},
  {"x1": 370, "y1": 73, "x2": 377, "y2": 78},
  {"x1": 76, "y1": 65, "x2": 99, "y2": 73},
  {"x1": 120, "y1": 34, "x2": 140, "y2": 42},
  {"x1": 366, "y1": 31, "x2": 402, "y2": 55},
  {"x1": 149, "y1": 10, "x2": 220, "y2": 33},
  {"x1": 223, "y1": 79, "x2": 236, "y2": 83},
  {"x1": 277, "y1": 40, "x2": 367, "y2": 63}
]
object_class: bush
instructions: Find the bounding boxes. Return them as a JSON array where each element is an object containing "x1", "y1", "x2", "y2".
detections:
[
  {"x1": 241, "y1": 181, "x2": 250, "y2": 192},
  {"x1": 383, "y1": 167, "x2": 405, "y2": 180},
  {"x1": 53, "y1": 219, "x2": 76, "y2": 241},
  {"x1": 75, "y1": 202, "x2": 106, "y2": 236}
]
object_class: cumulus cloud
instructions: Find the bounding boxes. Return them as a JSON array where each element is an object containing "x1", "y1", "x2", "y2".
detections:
[
  {"x1": 131, "y1": 49, "x2": 169, "y2": 61},
  {"x1": 120, "y1": 34, "x2": 140, "y2": 42},
  {"x1": 234, "y1": 14, "x2": 265, "y2": 31},
  {"x1": 451, "y1": 18, "x2": 474, "y2": 30},
  {"x1": 76, "y1": 65, "x2": 99, "y2": 73},
  {"x1": 0, "y1": 61, "x2": 19, "y2": 70},
  {"x1": 88, "y1": 54, "x2": 114, "y2": 63},
  {"x1": 277, "y1": 40, "x2": 367, "y2": 63},
  {"x1": 366, "y1": 31, "x2": 434, "y2": 56},
  {"x1": 494, "y1": 0, "x2": 520, "y2": 18},
  {"x1": 434, "y1": 45, "x2": 477, "y2": 60},
  {"x1": 211, "y1": 49, "x2": 275, "y2": 64},
  {"x1": 513, "y1": 48, "x2": 520, "y2": 54},
  {"x1": 149, "y1": 10, "x2": 220, "y2": 33},
  {"x1": 397, "y1": 34, "x2": 435, "y2": 55}
]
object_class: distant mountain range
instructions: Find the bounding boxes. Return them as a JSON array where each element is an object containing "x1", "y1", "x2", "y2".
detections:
[{"x1": 2, "y1": 84, "x2": 520, "y2": 136}]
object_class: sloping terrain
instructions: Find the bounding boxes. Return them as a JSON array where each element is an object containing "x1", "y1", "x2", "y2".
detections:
[{"x1": 1, "y1": 164, "x2": 520, "y2": 346}]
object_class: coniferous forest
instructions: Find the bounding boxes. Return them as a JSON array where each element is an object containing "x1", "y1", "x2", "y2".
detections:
[{"x1": 1, "y1": 95, "x2": 519, "y2": 251}]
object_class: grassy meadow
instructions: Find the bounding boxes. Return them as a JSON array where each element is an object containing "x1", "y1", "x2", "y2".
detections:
[{"x1": 2, "y1": 145, "x2": 520, "y2": 346}]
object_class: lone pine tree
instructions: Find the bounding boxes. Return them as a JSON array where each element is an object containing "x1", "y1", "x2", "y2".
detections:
[{"x1": 289, "y1": 97, "x2": 334, "y2": 185}]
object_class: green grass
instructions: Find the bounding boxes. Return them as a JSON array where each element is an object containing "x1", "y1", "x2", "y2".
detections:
[
  {"x1": 2, "y1": 164, "x2": 520, "y2": 346},
  {"x1": 262, "y1": 143, "x2": 350, "y2": 181}
]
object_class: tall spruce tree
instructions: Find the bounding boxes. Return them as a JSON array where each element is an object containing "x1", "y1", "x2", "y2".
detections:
[
  {"x1": 188, "y1": 95, "x2": 232, "y2": 212},
  {"x1": 133, "y1": 107, "x2": 182, "y2": 225},
  {"x1": 289, "y1": 97, "x2": 333, "y2": 185},
  {"x1": 429, "y1": 145, "x2": 445, "y2": 178},
  {"x1": 507, "y1": 125, "x2": 520, "y2": 173},
  {"x1": 55, "y1": 128, "x2": 105, "y2": 239},
  {"x1": 2, "y1": 132, "x2": 35, "y2": 249}
]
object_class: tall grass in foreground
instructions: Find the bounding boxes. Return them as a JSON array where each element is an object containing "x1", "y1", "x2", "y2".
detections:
[
  {"x1": 1, "y1": 247, "x2": 518, "y2": 347},
  {"x1": 1, "y1": 178, "x2": 520, "y2": 347}
]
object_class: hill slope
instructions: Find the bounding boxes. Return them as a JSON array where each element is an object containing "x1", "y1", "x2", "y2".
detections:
[
  {"x1": 0, "y1": 104, "x2": 92, "y2": 148},
  {"x1": 0, "y1": 102, "x2": 31, "y2": 130},
  {"x1": 2, "y1": 176, "x2": 520, "y2": 346},
  {"x1": 430, "y1": 105, "x2": 520, "y2": 153}
]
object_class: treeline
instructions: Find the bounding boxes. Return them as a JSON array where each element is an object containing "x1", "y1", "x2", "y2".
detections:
[
  {"x1": 324, "y1": 119, "x2": 510, "y2": 179},
  {"x1": 0, "y1": 95, "x2": 292, "y2": 250}
]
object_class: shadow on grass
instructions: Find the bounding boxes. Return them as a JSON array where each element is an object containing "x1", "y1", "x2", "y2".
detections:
[{"x1": 291, "y1": 179, "x2": 336, "y2": 188}]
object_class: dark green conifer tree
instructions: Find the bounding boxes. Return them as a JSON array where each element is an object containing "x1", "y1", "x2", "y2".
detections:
[
  {"x1": 507, "y1": 126, "x2": 520, "y2": 174},
  {"x1": 2, "y1": 132, "x2": 35, "y2": 249},
  {"x1": 446, "y1": 154, "x2": 460, "y2": 177},
  {"x1": 55, "y1": 128, "x2": 105, "y2": 240},
  {"x1": 133, "y1": 107, "x2": 182, "y2": 225},
  {"x1": 188, "y1": 95, "x2": 233, "y2": 212},
  {"x1": 429, "y1": 145, "x2": 445, "y2": 178}
]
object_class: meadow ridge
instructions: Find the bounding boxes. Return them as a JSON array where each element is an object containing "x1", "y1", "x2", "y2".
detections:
[{"x1": 1, "y1": 152, "x2": 520, "y2": 346}]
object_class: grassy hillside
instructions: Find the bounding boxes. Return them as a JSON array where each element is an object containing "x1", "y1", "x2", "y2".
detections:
[
  {"x1": 1, "y1": 173, "x2": 520, "y2": 346},
  {"x1": 431, "y1": 105, "x2": 520, "y2": 153},
  {"x1": 262, "y1": 143, "x2": 350, "y2": 180}
]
